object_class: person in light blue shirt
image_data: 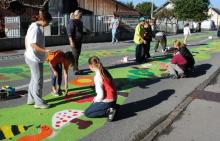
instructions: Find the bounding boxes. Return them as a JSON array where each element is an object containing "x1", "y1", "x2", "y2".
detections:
[{"x1": 110, "y1": 14, "x2": 119, "y2": 43}]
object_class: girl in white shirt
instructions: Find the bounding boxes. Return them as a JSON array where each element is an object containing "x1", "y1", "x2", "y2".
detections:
[
  {"x1": 24, "y1": 11, "x2": 52, "y2": 109},
  {"x1": 85, "y1": 56, "x2": 118, "y2": 121},
  {"x1": 183, "y1": 23, "x2": 191, "y2": 44}
]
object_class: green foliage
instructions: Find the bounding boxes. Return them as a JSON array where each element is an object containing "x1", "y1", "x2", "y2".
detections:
[
  {"x1": 135, "y1": 2, "x2": 157, "y2": 17},
  {"x1": 155, "y1": 8, "x2": 175, "y2": 21},
  {"x1": 172, "y1": 0, "x2": 210, "y2": 22},
  {"x1": 124, "y1": 1, "x2": 135, "y2": 9}
]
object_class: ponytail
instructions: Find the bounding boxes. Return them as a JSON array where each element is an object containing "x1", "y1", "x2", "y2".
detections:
[{"x1": 88, "y1": 56, "x2": 113, "y2": 82}]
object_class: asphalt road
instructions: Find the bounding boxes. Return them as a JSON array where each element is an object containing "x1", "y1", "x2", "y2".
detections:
[
  {"x1": 154, "y1": 72, "x2": 220, "y2": 141},
  {"x1": 0, "y1": 31, "x2": 219, "y2": 141}
]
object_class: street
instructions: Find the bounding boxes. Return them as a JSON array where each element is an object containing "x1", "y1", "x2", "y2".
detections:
[{"x1": 1, "y1": 31, "x2": 220, "y2": 141}]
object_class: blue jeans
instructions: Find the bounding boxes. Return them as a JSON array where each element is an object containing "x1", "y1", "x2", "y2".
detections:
[
  {"x1": 112, "y1": 29, "x2": 118, "y2": 42},
  {"x1": 85, "y1": 101, "x2": 116, "y2": 118},
  {"x1": 51, "y1": 63, "x2": 62, "y2": 87}
]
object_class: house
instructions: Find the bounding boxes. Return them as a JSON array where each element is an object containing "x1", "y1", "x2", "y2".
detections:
[
  {"x1": 208, "y1": 7, "x2": 220, "y2": 27},
  {"x1": 154, "y1": 1, "x2": 219, "y2": 33},
  {"x1": 0, "y1": 0, "x2": 49, "y2": 38},
  {"x1": 153, "y1": 1, "x2": 179, "y2": 34},
  {"x1": 77, "y1": 0, "x2": 139, "y2": 16},
  {"x1": 0, "y1": 0, "x2": 139, "y2": 50}
]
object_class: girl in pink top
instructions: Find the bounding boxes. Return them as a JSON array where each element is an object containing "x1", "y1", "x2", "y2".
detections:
[{"x1": 85, "y1": 56, "x2": 118, "y2": 121}]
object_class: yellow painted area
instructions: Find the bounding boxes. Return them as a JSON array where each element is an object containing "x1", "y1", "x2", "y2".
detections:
[
  {"x1": 0, "y1": 125, "x2": 14, "y2": 139},
  {"x1": 78, "y1": 79, "x2": 92, "y2": 83},
  {"x1": 18, "y1": 125, "x2": 25, "y2": 132}
]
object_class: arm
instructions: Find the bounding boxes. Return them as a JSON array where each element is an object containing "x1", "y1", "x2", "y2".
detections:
[
  {"x1": 115, "y1": 19, "x2": 119, "y2": 29},
  {"x1": 136, "y1": 25, "x2": 146, "y2": 43},
  {"x1": 68, "y1": 37, "x2": 75, "y2": 48},
  {"x1": 67, "y1": 20, "x2": 76, "y2": 48},
  {"x1": 25, "y1": 36, "x2": 27, "y2": 49},
  {"x1": 49, "y1": 62, "x2": 58, "y2": 76},
  {"x1": 31, "y1": 43, "x2": 50, "y2": 53},
  {"x1": 63, "y1": 68, "x2": 68, "y2": 93}
]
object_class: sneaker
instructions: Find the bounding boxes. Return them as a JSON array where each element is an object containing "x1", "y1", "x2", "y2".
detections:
[
  {"x1": 27, "y1": 102, "x2": 34, "y2": 105},
  {"x1": 171, "y1": 75, "x2": 178, "y2": 79},
  {"x1": 107, "y1": 108, "x2": 116, "y2": 122},
  {"x1": 179, "y1": 73, "x2": 185, "y2": 78},
  {"x1": 75, "y1": 70, "x2": 83, "y2": 75},
  {"x1": 57, "y1": 90, "x2": 63, "y2": 96},
  {"x1": 53, "y1": 91, "x2": 60, "y2": 97},
  {"x1": 34, "y1": 104, "x2": 49, "y2": 109}
]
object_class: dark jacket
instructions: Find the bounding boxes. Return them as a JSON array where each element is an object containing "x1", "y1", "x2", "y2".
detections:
[
  {"x1": 67, "y1": 19, "x2": 83, "y2": 41},
  {"x1": 143, "y1": 26, "x2": 153, "y2": 42},
  {"x1": 179, "y1": 46, "x2": 195, "y2": 69}
]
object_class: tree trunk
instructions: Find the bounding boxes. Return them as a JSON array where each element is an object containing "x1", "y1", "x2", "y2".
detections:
[{"x1": 198, "y1": 22, "x2": 201, "y2": 32}]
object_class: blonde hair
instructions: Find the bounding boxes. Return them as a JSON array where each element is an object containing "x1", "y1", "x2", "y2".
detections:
[
  {"x1": 70, "y1": 10, "x2": 82, "y2": 19},
  {"x1": 173, "y1": 40, "x2": 182, "y2": 47},
  {"x1": 88, "y1": 56, "x2": 113, "y2": 82}
]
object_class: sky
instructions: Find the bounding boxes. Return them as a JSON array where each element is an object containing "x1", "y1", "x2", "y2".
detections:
[{"x1": 119, "y1": 0, "x2": 220, "y2": 8}]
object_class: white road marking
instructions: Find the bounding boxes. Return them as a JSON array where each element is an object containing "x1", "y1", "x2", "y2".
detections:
[{"x1": 16, "y1": 79, "x2": 51, "y2": 90}]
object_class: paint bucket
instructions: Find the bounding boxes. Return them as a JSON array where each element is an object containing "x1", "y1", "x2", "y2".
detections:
[
  {"x1": 123, "y1": 56, "x2": 128, "y2": 63},
  {"x1": 208, "y1": 36, "x2": 213, "y2": 40}
]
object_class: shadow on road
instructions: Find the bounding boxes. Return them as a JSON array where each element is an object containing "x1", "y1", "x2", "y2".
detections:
[
  {"x1": 187, "y1": 43, "x2": 208, "y2": 47},
  {"x1": 114, "y1": 77, "x2": 161, "y2": 91},
  {"x1": 116, "y1": 89, "x2": 175, "y2": 121},
  {"x1": 187, "y1": 63, "x2": 212, "y2": 78}
]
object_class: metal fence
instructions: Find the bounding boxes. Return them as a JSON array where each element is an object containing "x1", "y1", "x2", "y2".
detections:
[
  {"x1": 156, "y1": 19, "x2": 195, "y2": 34},
  {"x1": 3, "y1": 15, "x2": 139, "y2": 38}
]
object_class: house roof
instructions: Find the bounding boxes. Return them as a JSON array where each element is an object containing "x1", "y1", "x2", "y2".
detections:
[
  {"x1": 210, "y1": 7, "x2": 220, "y2": 15},
  {"x1": 112, "y1": 0, "x2": 140, "y2": 16},
  {"x1": 112, "y1": 0, "x2": 136, "y2": 11},
  {"x1": 114, "y1": 11, "x2": 140, "y2": 16},
  {"x1": 154, "y1": 0, "x2": 171, "y2": 13}
]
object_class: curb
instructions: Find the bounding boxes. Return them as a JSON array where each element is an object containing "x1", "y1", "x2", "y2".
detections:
[{"x1": 138, "y1": 66, "x2": 220, "y2": 141}]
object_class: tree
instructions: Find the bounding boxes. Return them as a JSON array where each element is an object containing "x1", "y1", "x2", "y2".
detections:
[
  {"x1": 135, "y1": 2, "x2": 157, "y2": 18},
  {"x1": 155, "y1": 9, "x2": 175, "y2": 21},
  {"x1": 172, "y1": 0, "x2": 210, "y2": 31},
  {"x1": 124, "y1": 1, "x2": 134, "y2": 9},
  {"x1": 155, "y1": 8, "x2": 177, "y2": 33}
]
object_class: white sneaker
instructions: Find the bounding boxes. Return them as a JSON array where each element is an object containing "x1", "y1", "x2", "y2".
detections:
[
  {"x1": 34, "y1": 104, "x2": 49, "y2": 109},
  {"x1": 107, "y1": 108, "x2": 116, "y2": 122}
]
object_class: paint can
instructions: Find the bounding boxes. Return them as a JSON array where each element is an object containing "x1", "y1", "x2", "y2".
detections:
[
  {"x1": 208, "y1": 36, "x2": 213, "y2": 40},
  {"x1": 123, "y1": 56, "x2": 128, "y2": 63}
]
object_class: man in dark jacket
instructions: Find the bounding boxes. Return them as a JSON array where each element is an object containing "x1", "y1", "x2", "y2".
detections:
[{"x1": 67, "y1": 10, "x2": 83, "y2": 75}]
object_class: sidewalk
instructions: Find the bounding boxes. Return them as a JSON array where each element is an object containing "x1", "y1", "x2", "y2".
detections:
[{"x1": 154, "y1": 72, "x2": 220, "y2": 141}]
